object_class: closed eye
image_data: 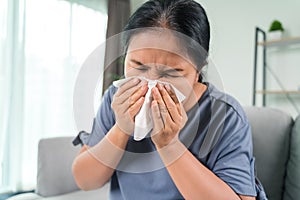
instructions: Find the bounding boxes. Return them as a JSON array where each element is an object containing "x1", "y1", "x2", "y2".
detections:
[
  {"x1": 158, "y1": 68, "x2": 183, "y2": 78},
  {"x1": 134, "y1": 65, "x2": 149, "y2": 71},
  {"x1": 158, "y1": 72, "x2": 181, "y2": 78},
  {"x1": 130, "y1": 59, "x2": 150, "y2": 71}
]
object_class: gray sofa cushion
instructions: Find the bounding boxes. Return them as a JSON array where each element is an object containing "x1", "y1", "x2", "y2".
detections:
[
  {"x1": 244, "y1": 107, "x2": 293, "y2": 200},
  {"x1": 284, "y1": 115, "x2": 300, "y2": 200},
  {"x1": 36, "y1": 137, "x2": 80, "y2": 197},
  {"x1": 8, "y1": 183, "x2": 110, "y2": 200},
  {"x1": 6, "y1": 193, "x2": 41, "y2": 200}
]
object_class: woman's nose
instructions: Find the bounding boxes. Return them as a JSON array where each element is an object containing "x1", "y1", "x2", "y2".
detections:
[{"x1": 143, "y1": 70, "x2": 160, "y2": 80}]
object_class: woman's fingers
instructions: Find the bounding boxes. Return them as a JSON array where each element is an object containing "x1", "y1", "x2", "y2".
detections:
[
  {"x1": 114, "y1": 79, "x2": 148, "y2": 121},
  {"x1": 128, "y1": 97, "x2": 145, "y2": 119},
  {"x1": 164, "y1": 84, "x2": 182, "y2": 116},
  {"x1": 118, "y1": 86, "x2": 142, "y2": 105},
  {"x1": 129, "y1": 81, "x2": 148, "y2": 106},
  {"x1": 150, "y1": 82, "x2": 188, "y2": 148},
  {"x1": 112, "y1": 78, "x2": 142, "y2": 118},
  {"x1": 152, "y1": 86, "x2": 169, "y2": 126},
  {"x1": 151, "y1": 100, "x2": 164, "y2": 134},
  {"x1": 156, "y1": 83, "x2": 182, "y2": 124},
  {"x1": 114, "y1": 80, "x2": 145, "y2": 107},
  {"x1": 179, "y1": 103, "x2": 188, "y2": 128},
  {"x1": 114, "y1": 78, "x2": 141, "y2": 98},
  {"x1": 125, "y1": 80, "x2": 148, "y2": 115},
  {"x1": 111, "y1": 78, "x2": 142, "y2": 135}
]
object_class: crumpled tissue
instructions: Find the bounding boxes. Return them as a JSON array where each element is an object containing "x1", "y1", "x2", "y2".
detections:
[{"x1": 113, "y1": 77, "x2": 185, "y2": 141}]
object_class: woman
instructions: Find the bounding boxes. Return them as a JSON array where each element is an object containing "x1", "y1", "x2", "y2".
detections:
[{"x1": 72, "y1": 0, "x2": 267, "y2": 199}]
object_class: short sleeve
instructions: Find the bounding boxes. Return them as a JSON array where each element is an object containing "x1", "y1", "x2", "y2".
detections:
[
  {"x1": 212, "y1": 109, "x2": 257, "y2": 196},
  {"x1": 73, "y1": 85, "x2": 117, "y2": 147}
]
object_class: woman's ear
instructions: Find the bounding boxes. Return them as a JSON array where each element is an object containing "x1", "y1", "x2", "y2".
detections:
[{"x1": 194, "y1": 70, "x2": 200, "y2": 83}]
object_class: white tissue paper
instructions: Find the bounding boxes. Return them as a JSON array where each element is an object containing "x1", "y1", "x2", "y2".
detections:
[{"x1": 113, "y1": 77, "x2": 185, "y2": 141}]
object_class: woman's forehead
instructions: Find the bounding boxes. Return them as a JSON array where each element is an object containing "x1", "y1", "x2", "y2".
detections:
[
  {"x1": 126, "y1": 48, "x2": 188, "y2": 68},
  {"x1": 126, "y1": 32, "x2": 195, "y2": 66},
  {"x1": 127, "y1": 31, "x2": 188, "y2": 58}
]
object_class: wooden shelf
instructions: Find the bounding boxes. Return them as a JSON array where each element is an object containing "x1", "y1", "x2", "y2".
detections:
[
  {"x1": 257, "y1": 36, "x2": 300, "y2": 47},
  {"x1": 256, "y1": 90, "x2": 300, "y2": 94},
  {"x1": 253, "y1": 28, "x2": 300, "y2": 114}
]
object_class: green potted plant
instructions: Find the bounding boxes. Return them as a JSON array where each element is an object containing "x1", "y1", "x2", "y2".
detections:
[{"x1": 268, "y1": 20, "x2": 284, "y2": 40}]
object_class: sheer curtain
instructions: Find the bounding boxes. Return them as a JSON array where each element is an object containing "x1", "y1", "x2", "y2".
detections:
[
  {"x1": 0, "y1": 0, "x2": 107, "y2": 192},
  {"x1": 0, "y1": 0, "x2": 26, "y2": 192},
  {"x1": 0, "y1": 0, "x2": 9, "y2": 190}
]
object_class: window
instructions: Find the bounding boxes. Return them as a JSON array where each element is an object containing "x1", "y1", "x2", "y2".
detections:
[{"x1": 0, "y1": 0, "x2": 107, "y2": 192}]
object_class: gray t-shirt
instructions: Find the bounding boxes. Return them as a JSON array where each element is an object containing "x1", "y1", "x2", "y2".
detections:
[{"x1": 76, "y1": 82, "x2": 267, "y2": 200}]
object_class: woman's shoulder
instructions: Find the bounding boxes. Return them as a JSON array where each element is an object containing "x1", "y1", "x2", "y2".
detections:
[
  {"x1": 204, "y1": 82, "x2": 248, "y2": 124},
  {"x1": 102, "y1": 84, "x2": 118, "y2": 102},
  {"x1": 95, "y1": 84, "x2": 118, "y2": 119}
]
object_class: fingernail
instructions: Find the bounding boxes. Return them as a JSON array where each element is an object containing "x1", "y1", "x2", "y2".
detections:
[
  {"x1": 152, "y1": 87, "x2": 156, "y2": 94},
  {"x1": 152, "y1": 100, "x2": 158, "y2": 106},
  {"x1": 165, "y1": 84, "x2": 171, "y2": 91},
  {"x1": 142, "y1": 84, "x2": 148, "y2": 90},
  {"x1": 157, "y1": 83, "x2": 163, "y2": 90},
  {"x1": 142, "y1": 80, "x2": 148, "y2": 86},
  {"x1": 133, "y1": 78, "x2": 140, "y2": 84},
  {"x1": 139, "y1": 97, "x2": 144, "y2": 102},
  {"x1": 152, "y1": 87, "x2": 158, "y2": 95}
]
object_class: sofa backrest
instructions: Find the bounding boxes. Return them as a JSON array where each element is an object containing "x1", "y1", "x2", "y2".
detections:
[
  {"x1": 37, "y1": 137, "x2": 81, "y2": 197},
  {"x1": 244, "y1": 107, "x2": 293, "y2": 200}
]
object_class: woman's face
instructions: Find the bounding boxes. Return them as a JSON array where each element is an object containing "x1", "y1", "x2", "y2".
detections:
[{"x1": 124, "y1": 31, "x2": 200, "y2": 105}]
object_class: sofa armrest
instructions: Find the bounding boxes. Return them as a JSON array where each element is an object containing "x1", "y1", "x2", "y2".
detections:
[
  {"x1": 244, "y1": 106, "x2": 293, "y2": 200},
  {"x1": 36, "y1": 137, "x2": 80, "y2": 197},
  {"x1": 284, "y1": 115, "x2": 300, "y2": 200}
]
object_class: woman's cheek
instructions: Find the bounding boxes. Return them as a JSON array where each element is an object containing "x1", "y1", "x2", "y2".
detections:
[
  {"x1": 176, "y1": 84, "x2": 193, "y2": 100},
  {"x1": 166, "y1": 79, "x2": 194, "y2": 99},
  {"x1": 125, "y1": 66, "x2": 139, "y2": 77}
]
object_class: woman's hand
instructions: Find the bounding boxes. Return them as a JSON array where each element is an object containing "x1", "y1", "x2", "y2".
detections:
[
  {"x1": 150, "y1": 83, "x2": 187, "y2": 149},
  {"x1": 111, "y1": 78, "x2": 148, "y2": 134}
]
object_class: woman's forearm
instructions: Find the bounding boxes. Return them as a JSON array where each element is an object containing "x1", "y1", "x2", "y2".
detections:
[
  {"x1": 72, "y1": 125, "x2": 129, "y2": 190},
  {"x1": 157, "y1": 141, "x2": 241, "y2": 200}
]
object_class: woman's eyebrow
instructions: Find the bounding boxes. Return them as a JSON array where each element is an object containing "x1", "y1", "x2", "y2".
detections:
[
  {"x1": 130, "y1": 59, "x2": 148, "y2": 67},
  {"x1": 130, "y1": 59, "x2": 183, "y2": 72}
]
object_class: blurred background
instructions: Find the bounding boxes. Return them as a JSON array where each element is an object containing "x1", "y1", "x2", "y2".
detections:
[{"x1": 0, "y1": 0, "x2": 300, "y2": 197}]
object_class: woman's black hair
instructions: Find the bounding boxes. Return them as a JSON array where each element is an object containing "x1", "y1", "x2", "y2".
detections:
[{"x1": 123, "y1": 0, "x2": 210, "y2": 82}]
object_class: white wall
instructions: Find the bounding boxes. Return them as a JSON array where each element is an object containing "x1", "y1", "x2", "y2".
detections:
[
  {"x1": 130, "y1": 0, "x2": 146, "y2": 11},
  {"x1": 130, "y1": 0, "x2": 300, "y2": 116},
  {"x1": 201, "y1": 0, "x2": 300, "y2": 117}
]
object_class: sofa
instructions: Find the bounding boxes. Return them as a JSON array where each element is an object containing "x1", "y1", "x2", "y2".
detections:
[{"x1": 7, "y1": 106, "x2": 300, "y2": 200}]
